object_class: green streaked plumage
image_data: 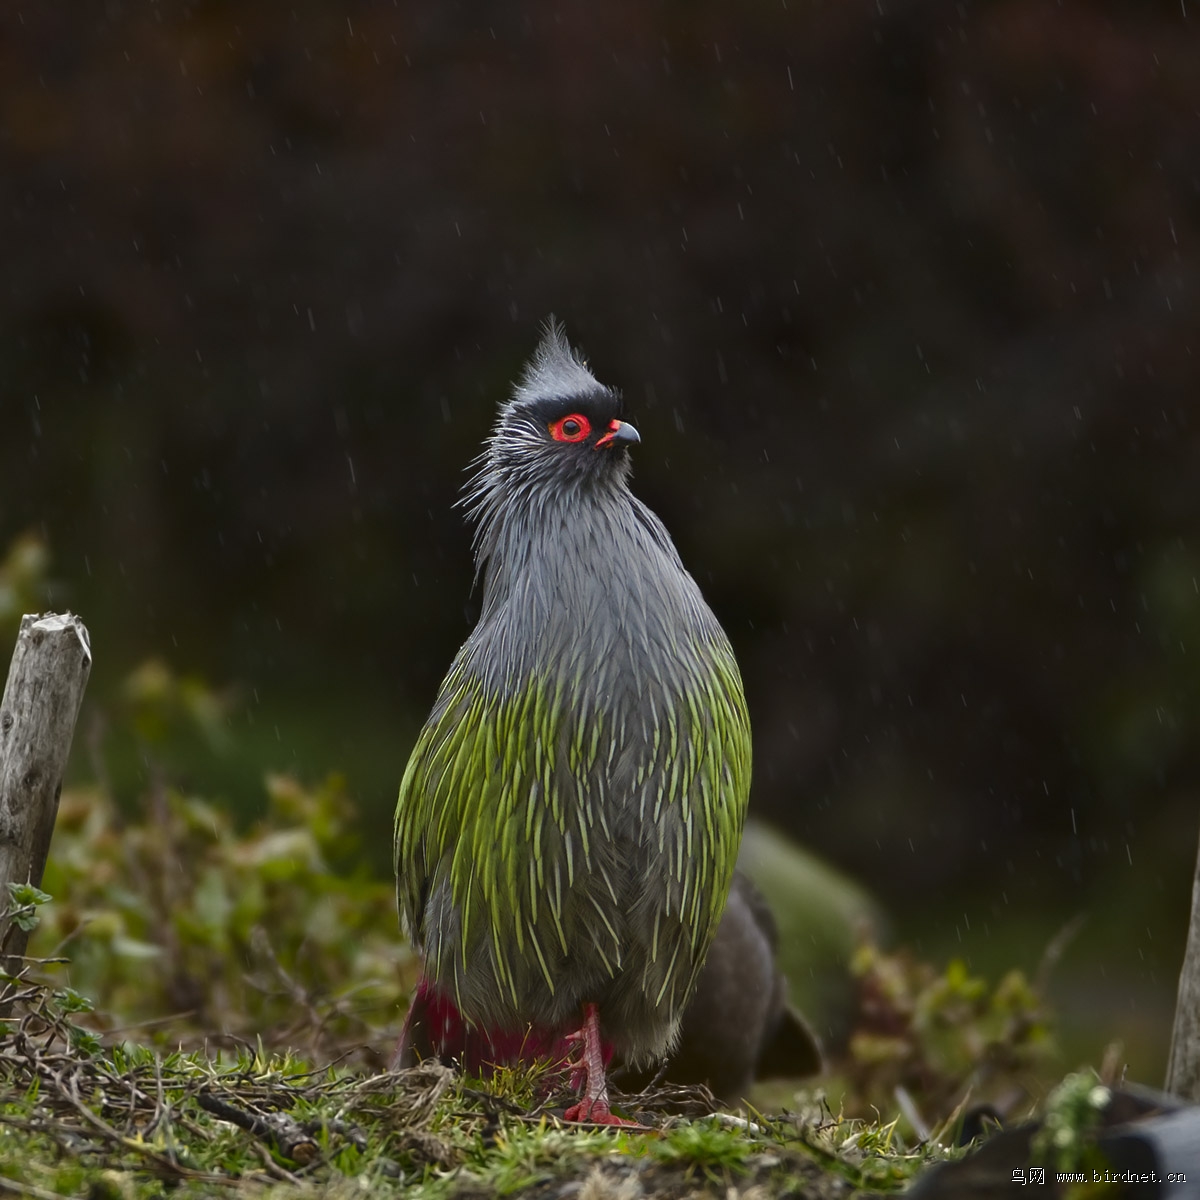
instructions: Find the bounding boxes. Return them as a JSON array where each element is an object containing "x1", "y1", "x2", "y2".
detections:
[{"x1": 394, "y1": 323, "x2": 751, "y2": 1065}]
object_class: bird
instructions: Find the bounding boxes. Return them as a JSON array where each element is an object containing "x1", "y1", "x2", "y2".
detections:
[{"x1": 393, "y1": 320, "x2": 752, "y2": 1123}]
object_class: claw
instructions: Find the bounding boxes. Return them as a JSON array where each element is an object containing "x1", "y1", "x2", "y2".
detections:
[{"x1": 563, "y1": 1098, "x2": 640, "y2": 1126}]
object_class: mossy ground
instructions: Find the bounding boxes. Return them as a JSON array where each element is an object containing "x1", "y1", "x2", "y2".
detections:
[{"x1": 0, "y1": 977, "x2": 948, "y2": 1199}]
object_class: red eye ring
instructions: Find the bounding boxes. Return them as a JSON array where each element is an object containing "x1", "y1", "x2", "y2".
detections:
[{"x1": 549, "y1": 413, "x2": 591, "y2": 443}]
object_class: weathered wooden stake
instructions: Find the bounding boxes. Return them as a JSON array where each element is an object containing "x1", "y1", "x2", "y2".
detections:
[
  {"x1": 0, "y1": 613, "x2": 92, "y2": 973},
  {"x1": 1166, "y1": 825, "x2": 1200, "y2": 1099}
]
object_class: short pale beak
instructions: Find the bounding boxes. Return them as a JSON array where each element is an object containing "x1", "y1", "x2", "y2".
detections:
[{"x1": 595, "y1": 419, "x2": 640, "y2": 450}]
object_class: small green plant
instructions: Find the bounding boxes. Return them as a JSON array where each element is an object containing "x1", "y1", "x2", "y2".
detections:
[
  {"x1": 4, "y1": 881, "x2": 52, "y2": 934},
  {"x1": 1031, "y1": 1069, "x2": 1113, "y2": 1179},
  {"x1": 648, "y1": 1118, "x2": 758, "y2": 1179}
]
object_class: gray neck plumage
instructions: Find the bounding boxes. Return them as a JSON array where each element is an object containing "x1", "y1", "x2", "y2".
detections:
[{"x1": 461, "y1": 473, "x2": 718, "y2": 700}]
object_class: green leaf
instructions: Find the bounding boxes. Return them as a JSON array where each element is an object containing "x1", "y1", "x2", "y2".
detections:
[
  {"x1": 6, "y1": 882, "x2": 52, "y2": 910},
  {"x1": 54, "y1": 987, "x2": 95, "y2": 1014}
]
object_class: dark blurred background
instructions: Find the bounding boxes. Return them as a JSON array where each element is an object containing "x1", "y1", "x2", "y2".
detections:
[{"x1": 3, "y1": 1, "x2": 1198, "y2": 1079}]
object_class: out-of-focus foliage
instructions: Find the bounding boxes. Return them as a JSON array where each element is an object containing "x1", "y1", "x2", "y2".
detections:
[
  {"x1": 29, "y1": 660, "x2": 414, "y2": 1060},
  {"x1": 0, "y1": 531, "x2": 48, "y2": 641},
  {"x1": 121, "y1": 656, "x2": 237, "y2": 752},
  {"x1": 35, "y1": 770, "x2": 412, "y2": 1060},
  {"x1": 843, "y1": 942, "x2": 1056, "y2": 1126},
  {"x1": 36, "y1": 772, "x2": 411, "y2": 1059}
]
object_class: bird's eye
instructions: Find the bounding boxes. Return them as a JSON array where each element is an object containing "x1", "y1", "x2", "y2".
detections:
[{"x1": 549, "y1": 414, "x2": 591, "y2": 443}]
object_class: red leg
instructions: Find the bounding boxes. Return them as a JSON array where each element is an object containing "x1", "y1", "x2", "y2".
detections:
[{"x1": 562, "y1": 1003, "x2": 637, "y2": 1126}]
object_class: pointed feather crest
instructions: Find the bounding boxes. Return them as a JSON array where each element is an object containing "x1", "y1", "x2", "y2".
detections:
[{"x1": 509, "y1": 316, "x2": 602, "y2": 411}]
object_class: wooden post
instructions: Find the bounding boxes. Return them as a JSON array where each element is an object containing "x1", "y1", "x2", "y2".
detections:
[
  {"x1": 0, "y1": 613, "x2": 92, "y2": 971},
  {"x1": 1166, "y1": 827, "x2": 1200, "y2": 1099}
]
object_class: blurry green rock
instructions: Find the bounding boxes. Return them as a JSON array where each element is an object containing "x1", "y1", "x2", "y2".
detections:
[{"x1": 737, "y1": 819, "x2": 884, "y2": 1049}]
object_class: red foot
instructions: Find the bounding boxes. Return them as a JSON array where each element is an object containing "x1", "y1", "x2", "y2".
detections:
[
  {"x1": 559, "y1": 1003, "x2": 643, "y2": 1127},
  {"x1": 563, "y1": 1098, "x2": 639, "y2": 1126}
]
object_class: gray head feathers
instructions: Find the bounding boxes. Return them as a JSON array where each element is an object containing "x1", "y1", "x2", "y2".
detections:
[{"x1": 510, "y1": 317, "x2": 604, "y2": 412}]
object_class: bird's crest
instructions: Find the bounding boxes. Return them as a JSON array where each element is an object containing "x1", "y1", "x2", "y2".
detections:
[{"x1": 509, "y1": 317, "x2": 602, "y2": 410}]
